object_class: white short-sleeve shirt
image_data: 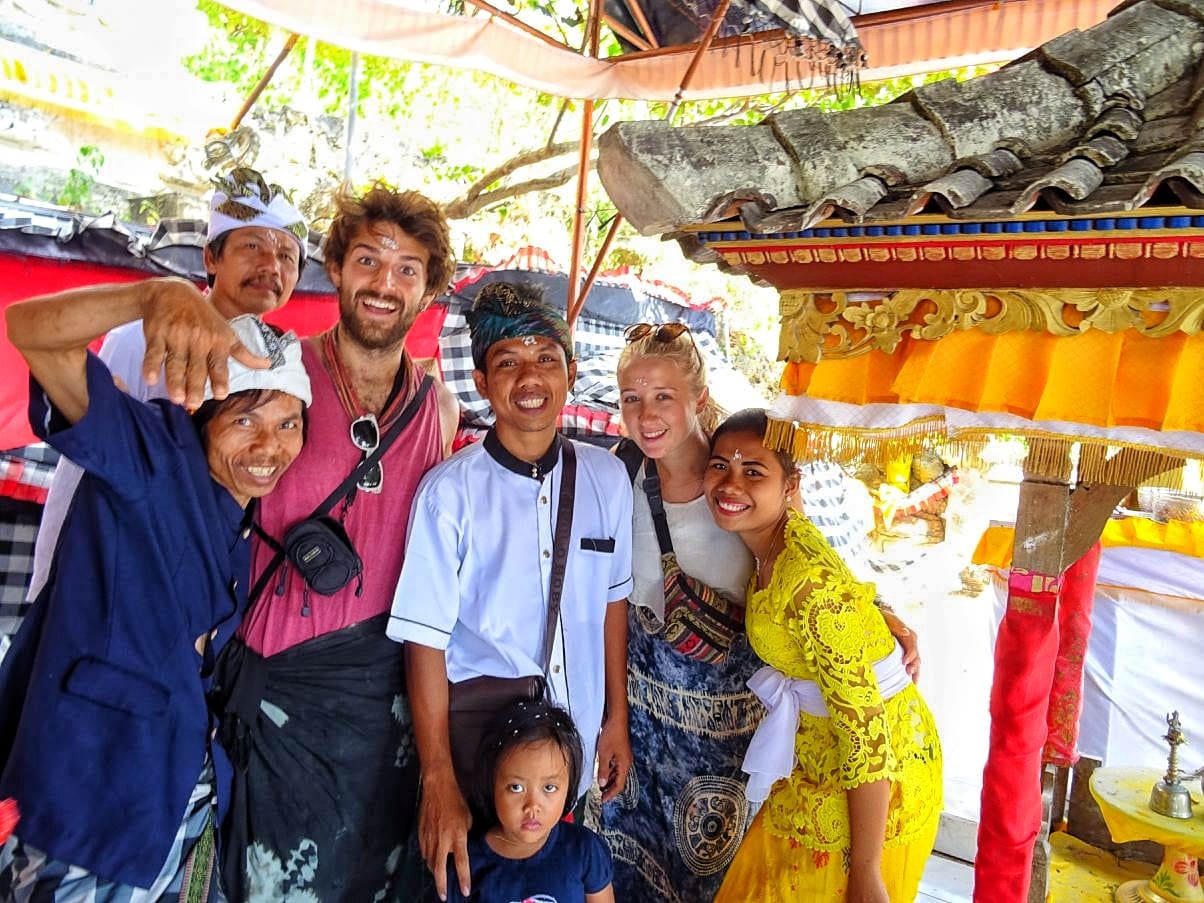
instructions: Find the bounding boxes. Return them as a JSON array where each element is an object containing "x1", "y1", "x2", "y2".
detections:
[{"x1": 388, "y1": 432, "x2": 634, "y2": 797}]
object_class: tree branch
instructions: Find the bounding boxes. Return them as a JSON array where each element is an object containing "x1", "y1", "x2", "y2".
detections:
[
  {"x1": 441, "y1": 140, "x2": 596, "y2": 219},
  {"x1": 458, "y1": 140, "x2": 579, "y2": 206},
  {"x1": 442, "y1": 160, "x2": 596, "y2": 219}
]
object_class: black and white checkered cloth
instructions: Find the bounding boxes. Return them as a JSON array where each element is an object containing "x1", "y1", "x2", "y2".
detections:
[
  {"x1": 0, "y1": 509, "x2": 38, "y2": 637},
  {"x1": 801, "y1": 461, "x2": 911, "y2": 582},
  {"x1": 0, "y1": 445, "x2": 59, "y2": 640}
]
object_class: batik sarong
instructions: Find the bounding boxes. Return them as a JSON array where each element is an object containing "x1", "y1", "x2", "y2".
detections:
[
  {"x1": 0, "y1": 759, "x2": 222, "y2": 903},
  {"x1": 598, "y1": 606, "x2": 763, "y2": 903},
  {"x1": 211, "y1": 613, "x2": 424, "y2": 903}
]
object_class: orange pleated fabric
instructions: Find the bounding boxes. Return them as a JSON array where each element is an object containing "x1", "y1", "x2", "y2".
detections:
[{"x1": 782, "y1": 329, "x2": 1204, "y2": 435}]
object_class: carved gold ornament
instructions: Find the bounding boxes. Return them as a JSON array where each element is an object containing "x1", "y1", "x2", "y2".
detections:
[{"x1": 779, "y1": 288, "x2": 1204, "y2": 363}]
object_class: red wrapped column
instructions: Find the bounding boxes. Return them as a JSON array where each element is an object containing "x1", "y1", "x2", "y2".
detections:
[
  {"x1": 974, "y1": 568, "x2": 1062, "y2": 903},
  {"x1": 974, "y1": 542, "x2": 1104, "y2": 903}
]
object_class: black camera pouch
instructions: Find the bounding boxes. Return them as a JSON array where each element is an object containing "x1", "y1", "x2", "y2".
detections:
[{"x1": 283, "y1": 515, "x2": 363, "y2": 597}]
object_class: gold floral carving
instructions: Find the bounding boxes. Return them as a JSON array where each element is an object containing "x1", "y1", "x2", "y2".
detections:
[{"x1": 778, "y1": 288, "x2": 1204, "y2": 363}]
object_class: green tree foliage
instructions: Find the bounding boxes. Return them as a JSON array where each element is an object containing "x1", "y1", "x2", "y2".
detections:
[
  {"x1": 183, "y1": 2, "x2": 993, "y2": 387},
  {"x1": 57, "y1": 145, "x2": 105, "y2": 210}
]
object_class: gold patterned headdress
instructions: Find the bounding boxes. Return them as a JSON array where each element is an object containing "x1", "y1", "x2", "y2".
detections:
[{"x1": 207, "y1": 167, "x2": 307, "y2": 252}]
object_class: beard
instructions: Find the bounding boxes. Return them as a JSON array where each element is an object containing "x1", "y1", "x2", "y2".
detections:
[{"x1": 338, "y1": 289, "x2": 420, "y2": 351}]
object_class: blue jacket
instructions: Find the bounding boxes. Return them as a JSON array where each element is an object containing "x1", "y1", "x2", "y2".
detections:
[{"x1": 0, "y1": 354, "x2": 250, "y2": 887}]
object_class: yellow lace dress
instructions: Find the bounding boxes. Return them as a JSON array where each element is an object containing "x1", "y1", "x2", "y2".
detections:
[{"x1": 715, "y1": 512, "x2": 943, "y2": 903}]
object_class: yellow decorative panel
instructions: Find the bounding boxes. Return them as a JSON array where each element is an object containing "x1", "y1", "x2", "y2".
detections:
[{"x1": 777, "y1": 288, "x2": 1204, "y2": 363}]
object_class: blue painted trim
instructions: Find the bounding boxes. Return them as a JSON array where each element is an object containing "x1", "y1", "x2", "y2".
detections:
[{"x1": 694, "y1": 213, "x2": 1204, "y2": 244}]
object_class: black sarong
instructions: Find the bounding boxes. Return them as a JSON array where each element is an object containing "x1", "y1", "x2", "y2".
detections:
[{"x1": 211, "y1": 614, "x2": 426, "y2": 902}]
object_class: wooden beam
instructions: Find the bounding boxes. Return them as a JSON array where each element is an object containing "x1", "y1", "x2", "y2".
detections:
[
  {"x1": 621, "y1": 0, "x2": 660, "y2": 49},
  {"x1": 461, "y1": 0, "x2": 573, "y2": 52},
  {"x1": 1002, "y1": 439, "x2": 1181, "y2": 902},
  {"x1": 603, "y1": 14, "x2": 653, "y2": 52}
]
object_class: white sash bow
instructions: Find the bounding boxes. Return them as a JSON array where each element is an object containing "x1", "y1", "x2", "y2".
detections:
[{"x1": 742, "y1": 642, "x2": 910, "y2": 803}]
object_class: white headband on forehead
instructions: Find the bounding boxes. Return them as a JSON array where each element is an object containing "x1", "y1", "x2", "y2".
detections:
[
  {"x1": 207, "y1": 168, "x2": 307, "y2": 253},
  {"x1": 203, "y1": 315, "x2": 312, "y2": 407}
]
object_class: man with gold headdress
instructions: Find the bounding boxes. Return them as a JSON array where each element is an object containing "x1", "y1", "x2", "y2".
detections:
[
  {"x1": 26, "y1": 167, "x2": 308, "y2": 602},
  {"x1": 388, "y1": 280, "x2": 634, "y2": 902}
]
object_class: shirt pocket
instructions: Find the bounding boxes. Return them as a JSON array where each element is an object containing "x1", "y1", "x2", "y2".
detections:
[
  {"x1": 579, "y1": 537, "x2": 615, "y2": 553},
  {"x1": 62, "y1": 655, "x2": 171, "y2": 717}
]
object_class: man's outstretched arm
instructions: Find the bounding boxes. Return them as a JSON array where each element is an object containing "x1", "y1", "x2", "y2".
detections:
[{"x1": 405, "y1": 642, "x2": 472, "y2": 902}]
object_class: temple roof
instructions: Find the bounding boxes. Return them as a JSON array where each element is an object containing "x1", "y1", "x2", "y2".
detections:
[{"x1": 597, "y1": 0, "x2": 1204, "y2": 248}]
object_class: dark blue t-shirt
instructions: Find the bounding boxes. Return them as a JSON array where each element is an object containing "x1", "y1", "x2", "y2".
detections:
[{"x1": 448, "y1": 821, "x2": 613, "y2": 903}]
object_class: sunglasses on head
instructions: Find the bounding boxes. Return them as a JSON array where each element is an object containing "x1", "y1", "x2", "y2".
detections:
[
  {"x1": 624, "y1": 322, "x2": 692, "y2": 344},
  {"x1": 349, "y1": 413, "x2": 384, "y2": 494},
  {"x1": 625, "y1": 322, "x2": 704, "y2": 369}
]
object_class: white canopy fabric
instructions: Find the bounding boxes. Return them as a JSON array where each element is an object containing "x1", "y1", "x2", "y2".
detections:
[{"x1": 223, "y1": 0, "x2": 1116, "y2": 101}]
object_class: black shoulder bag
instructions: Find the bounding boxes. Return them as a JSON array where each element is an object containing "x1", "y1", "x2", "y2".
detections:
[
  {"x1": 642, "y1": 458, "x2": 745, "y2": 665},
  {"x1": 251, "y1": 375, "x2": 434, "y2": 611},
  {"x1": 446, "y1": 440, "x2": 576, "y2": 797}
]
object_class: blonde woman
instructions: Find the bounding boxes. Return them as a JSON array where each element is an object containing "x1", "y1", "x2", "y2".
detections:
[{"x1": 601, "y1": 327, "x2": 919, "y2": 902}]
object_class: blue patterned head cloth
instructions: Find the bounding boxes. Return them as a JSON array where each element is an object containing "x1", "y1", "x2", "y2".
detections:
[{"x1": 466, "y1": 280, "x2": 574, "y2": 371}]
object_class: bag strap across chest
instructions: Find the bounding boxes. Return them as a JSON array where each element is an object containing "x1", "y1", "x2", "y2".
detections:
[
  {"x1": 249, "y1": 374, "x2": 434, "y2": 605},
  {"x1": 542, "y1": 439, "x2": 576, "y2": 674}
]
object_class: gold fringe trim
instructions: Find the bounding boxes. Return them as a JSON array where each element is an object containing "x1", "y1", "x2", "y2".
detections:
[
  {"x1": 766, "y1": 415, "x2": 947, "y2": 468},
  {"x1": 952, "y1": 428, "x2": 1192, "y2": 489},
  {"x1": 767, "y1": 418, "x2": 1198, "y2": 491}
]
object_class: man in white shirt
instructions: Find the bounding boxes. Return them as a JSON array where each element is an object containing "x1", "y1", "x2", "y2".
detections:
[
  {"x1": 25, "y1": 167, "x2": 306, "y2": 602},
  {"x1": 388, "y1": 281, "x2": 634, "y2": 901}
]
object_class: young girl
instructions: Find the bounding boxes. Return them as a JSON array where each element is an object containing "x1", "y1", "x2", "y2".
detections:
[
  {"x1": 449, "y1": 699, "x2": 615, "y2": 903},
  {"x1": 705, "y1": 409, "x2": 942, "y2": 903}
]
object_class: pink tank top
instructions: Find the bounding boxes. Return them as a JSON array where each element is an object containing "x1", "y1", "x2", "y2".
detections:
[{"x1": 239, "y1": 339, "x2": 443, "y2": 656}]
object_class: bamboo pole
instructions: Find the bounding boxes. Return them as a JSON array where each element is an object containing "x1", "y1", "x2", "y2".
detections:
[
  {"x1": 564, "y1": 0, "x2": 604, "y2": 332},
  {"x1": 571, "y1": 0, "x2": 733, "y2": 322},
  {"x1": 604, "y1": 15, "x2": 653, "y2": 52},
  {"x1": 571, "y1": 213, "x2": 623, "y2": 322},
  {"x1": 667, "y1": 0, "x2": 731, "y2": 122},
  {"x1": 230, "y1": 33, "x2": 300, "y2": 132}
]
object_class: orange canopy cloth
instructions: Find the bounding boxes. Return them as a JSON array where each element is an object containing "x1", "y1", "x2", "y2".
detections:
[
  {"x1": 974, "y1": 518, "x2": 1204, "y2": 568},
  {"x1": 774, "y1": 329, "x2": 1204, "y2": 470},
  {"x1": 221, "y1": 0, "x2": 1115, "y2": 102}
]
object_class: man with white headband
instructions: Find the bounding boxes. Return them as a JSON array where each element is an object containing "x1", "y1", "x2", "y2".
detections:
[
  {"x1": 26, "y1": 166, "x2": 309, "y2": 602},
  {"x1": 152, "y1": 182, "x2": 459, "y2": 902},
  {"x1": 0, "y1": 290, "x2": 311, "y2": 900}
]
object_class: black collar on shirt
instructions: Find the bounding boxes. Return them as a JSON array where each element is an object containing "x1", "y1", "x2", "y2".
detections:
[{"x1": 484, "y1": 429, "x2": 563, "y2": 481}]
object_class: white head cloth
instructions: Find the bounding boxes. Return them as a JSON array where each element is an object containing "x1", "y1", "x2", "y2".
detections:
[
  {"x1": 203, "y1": 315, "x2": 312, "y2": 407},
  {"x1": 206, "y1": 168, "x2": 307, "y2": 253}
]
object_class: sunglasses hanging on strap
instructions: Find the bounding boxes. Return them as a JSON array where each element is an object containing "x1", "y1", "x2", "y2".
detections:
[
  {"x1": 251, "y1": 374, "x2": 434, "y2": 613},
  {"x1": 642, "y1": 458, "x2": 745, "y2": 665}
]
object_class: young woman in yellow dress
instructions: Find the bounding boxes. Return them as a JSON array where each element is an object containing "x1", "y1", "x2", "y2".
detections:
[{"x1": 705, "y1": 409, "x2": 943, "y2": 903}]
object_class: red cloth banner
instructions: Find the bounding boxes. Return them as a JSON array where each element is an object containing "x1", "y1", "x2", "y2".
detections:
[{"x1": 0, "y1": 253, "x2": 446, "y2": 452}]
